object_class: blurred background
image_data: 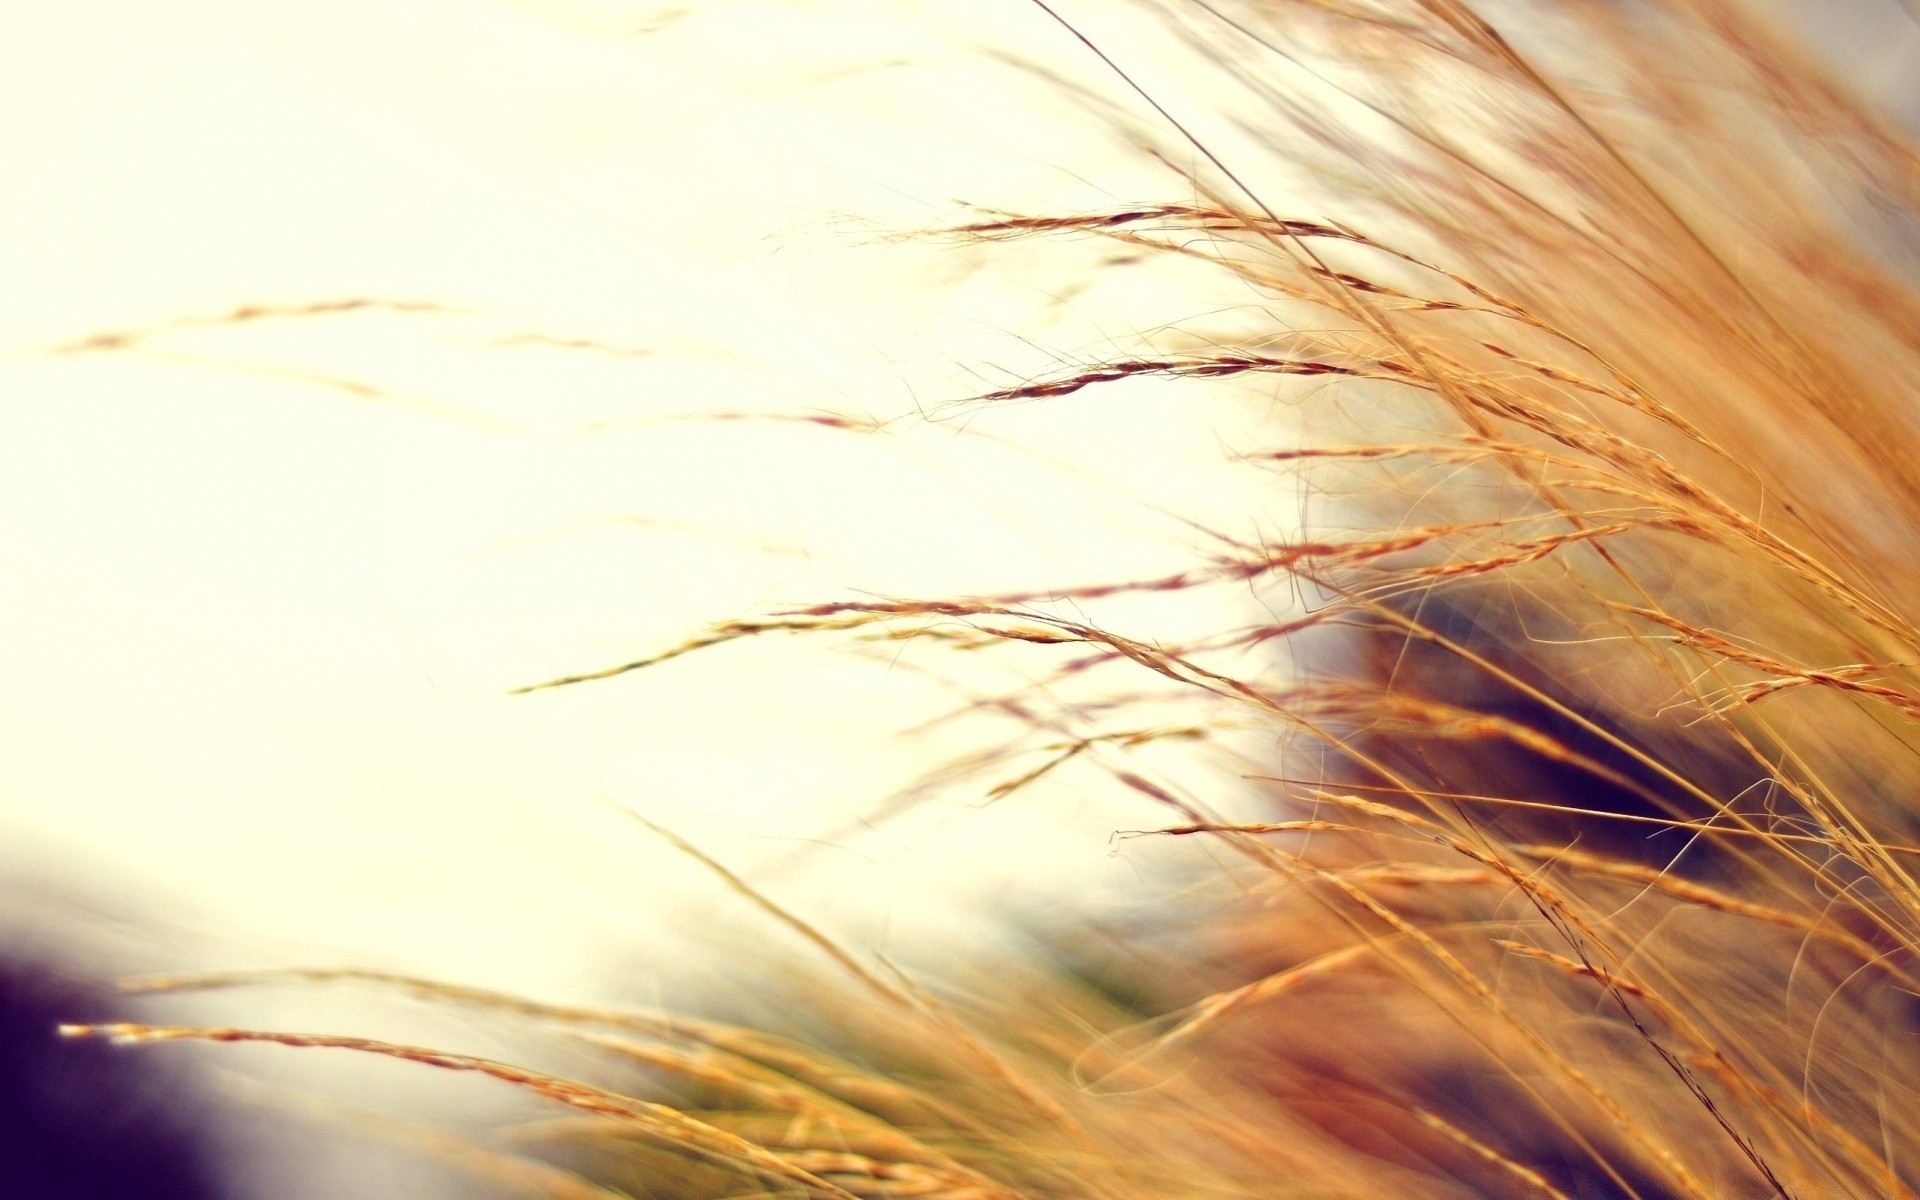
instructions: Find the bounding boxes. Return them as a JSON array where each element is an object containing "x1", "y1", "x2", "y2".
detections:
[{"x1": 3, "y1": 1, "x2": 1917, "y2": 1196}]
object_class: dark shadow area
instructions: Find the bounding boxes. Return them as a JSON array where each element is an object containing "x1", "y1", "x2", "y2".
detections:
[{"x1": 0, "y1": 955, "x2": 229, "y2": 1200}]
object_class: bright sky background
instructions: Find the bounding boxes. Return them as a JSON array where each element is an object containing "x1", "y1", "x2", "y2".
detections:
[
  {"x1": 5, "y1": 0, "x2": 1915, "y2": 982},
  {"x1": 0, "y1": 0, "x2": 1282, "y2": 1002}
]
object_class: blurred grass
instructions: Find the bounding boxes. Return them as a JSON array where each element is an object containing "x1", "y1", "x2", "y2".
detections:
[{"x1": 36, "y1": 1, "x2": 1920, "y2": 1198}]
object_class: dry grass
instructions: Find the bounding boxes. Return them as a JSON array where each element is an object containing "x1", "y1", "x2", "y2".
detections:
[{"x1": 59, "y1": 1, "x2": 1920, "y2": 1197}]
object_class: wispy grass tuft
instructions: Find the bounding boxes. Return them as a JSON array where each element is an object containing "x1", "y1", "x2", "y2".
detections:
[{"x1": 63, "y1": 2, "x2": 1920, "y2": 1197}]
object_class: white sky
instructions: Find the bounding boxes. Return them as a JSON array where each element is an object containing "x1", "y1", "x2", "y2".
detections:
[
  {"x1": 0, "y1": 0, "x2": 1277, "y2": 998},
  {"x1": 5, "y1": 0, "x2": 1912, "y2": 1012}
]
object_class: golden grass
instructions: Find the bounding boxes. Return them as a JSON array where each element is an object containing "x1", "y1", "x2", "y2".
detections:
[{"x1": 61, "y1": 1, "x2": 1920, "y2": 1197}]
